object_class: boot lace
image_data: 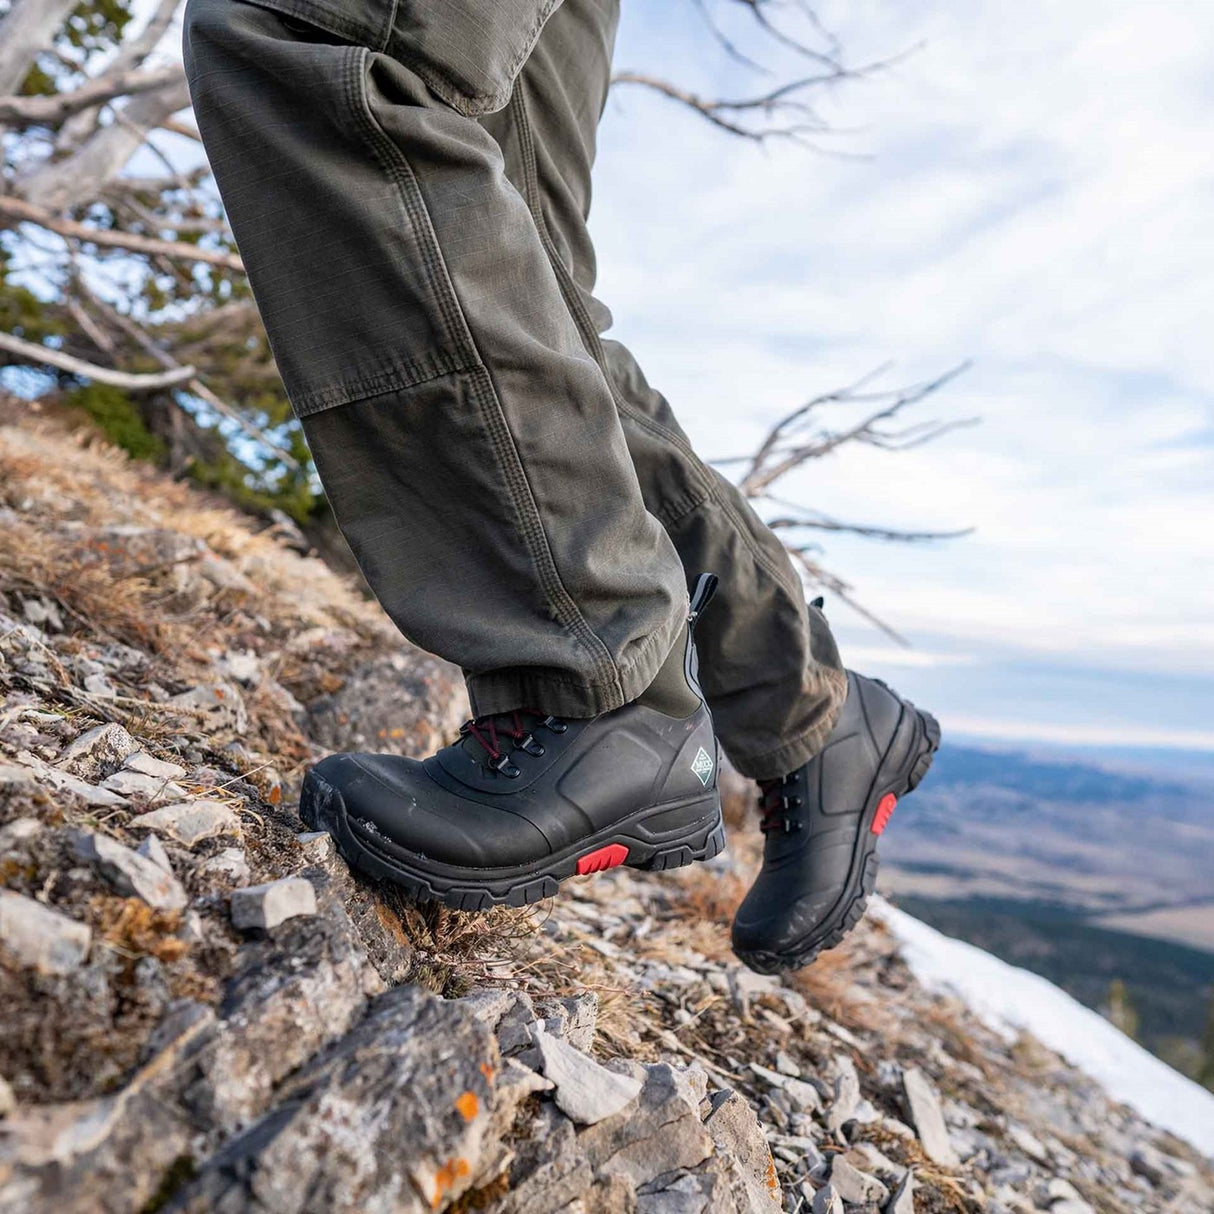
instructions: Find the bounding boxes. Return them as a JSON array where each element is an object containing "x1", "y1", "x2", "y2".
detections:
[
  {"x1": 757, "y1": 773, "x2": 803, "y2": 834},
  {"x1": 459, "y1": 709, "x2": 567, "y2": 778}
]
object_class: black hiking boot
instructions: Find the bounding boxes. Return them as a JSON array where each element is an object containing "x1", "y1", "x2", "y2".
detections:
[
  {"x1": 731, "y1": 671, "x2": 940, "y2": 973},
  {"x1": 300, "y1": 575, "x2": 725, "y2": 910}
]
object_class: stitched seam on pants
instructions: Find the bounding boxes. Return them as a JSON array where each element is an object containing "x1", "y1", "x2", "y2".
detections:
[
  {"x1": 509, "y1": 87, "x2": 804, "y2": 606},
  {"x1": 350, "y1": 48, "x2": 622, "y2": 693},
  {"x1": 292, "y1": 348, "x2": 470, "y2": 416}
]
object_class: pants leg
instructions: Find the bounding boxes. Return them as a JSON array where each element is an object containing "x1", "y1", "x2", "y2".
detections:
[
  {"x1": 182, "y1": 0, "x2": 688, "y2": 720},
  {"x1": 479, "y1": 0, "x2": 847, "y2": 779}
]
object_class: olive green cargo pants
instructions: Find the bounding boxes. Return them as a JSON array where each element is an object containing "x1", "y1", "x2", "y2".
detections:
[{"x1": 183, "y1": 0, "x2": 846, "y2": 779}]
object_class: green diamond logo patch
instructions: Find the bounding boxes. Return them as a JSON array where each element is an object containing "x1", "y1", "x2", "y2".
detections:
[{"x1": 691, "y1": 746, "x2": 714, "y2": 786}]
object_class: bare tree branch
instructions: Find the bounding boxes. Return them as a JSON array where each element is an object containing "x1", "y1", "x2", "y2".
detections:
[
  {"x1": 713, "y1": 363, "x2": 975, "y2": 641},
  {"x1": 766, "y1": 505, "x2": 974, "y2": 544},
  {"x1": 727, "y1": 362, "x2": 974, "y2": 495},
  {"x1": 786, "y1": 547, "x2": 912, "y2": 646},
  {"x1": 0, "y1": 68, "x2": 181, "y2": 129},
  {"x1": 21, "y1": 75, "x2": 191, "y2": 210},
  {"x1": 0, "y1": 0, "x2": 79, "y2": 95},
  {"x1": 611, "y1": 71, "x2": 848, "y2": 143},
  {"x1": 88, "y1": 291, "x2": 303, "y2": 472},
  {"x1": 0, "y1": 195, "x2": 245, "y2": 272},
  {"x1": 0, "y1": 329, "x2": 195, "y2": 391}
]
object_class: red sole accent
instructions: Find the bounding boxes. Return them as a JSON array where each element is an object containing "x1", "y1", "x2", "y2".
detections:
[
  {"x1": 576, "y1": 843, "x2": 629, "y2": 875},
  {"x1": 871, "y1": 793, "x2": 898, "y2": 835}
]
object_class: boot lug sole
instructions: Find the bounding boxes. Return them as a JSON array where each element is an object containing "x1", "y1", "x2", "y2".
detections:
[{"x1": 300, "y1": 774, "x2": 725, "y2": 911}]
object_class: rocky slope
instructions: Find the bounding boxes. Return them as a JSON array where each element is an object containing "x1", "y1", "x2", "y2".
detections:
[{"x1": 0, "y1": 414, "x2": 1211, "y2": 1214}]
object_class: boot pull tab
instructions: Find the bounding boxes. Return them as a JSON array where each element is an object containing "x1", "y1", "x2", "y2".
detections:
[{"x1": 687, "y1": 572, "x2": 719, "y2": 630}]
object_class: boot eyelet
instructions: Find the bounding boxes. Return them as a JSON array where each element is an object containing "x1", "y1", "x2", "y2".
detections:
[
  {"x1": 519, "y1": 734, "x2": 545, "y2": 757},
  {"x1": 542, "y1": 715, "x2": 568, "y2": 734},
  {"x1": 491, "y1": 754, "x2": 521, "y2": 778}
]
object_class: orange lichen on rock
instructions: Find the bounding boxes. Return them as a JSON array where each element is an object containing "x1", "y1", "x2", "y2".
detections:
[
  {"x1": 431, "y1": 1157, "x2": 471, "y2": 1209},
  {"x1": 454, "y1": 1091, "x2": 479, "y2": 1122}
]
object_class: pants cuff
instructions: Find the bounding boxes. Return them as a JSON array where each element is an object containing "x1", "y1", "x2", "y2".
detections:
[
  {"x1": 464, "y1": 606, "x2": 686, "y2": 720},
  {"x1": 724, "y1": 665, "x2": 848, "y2": 781}
]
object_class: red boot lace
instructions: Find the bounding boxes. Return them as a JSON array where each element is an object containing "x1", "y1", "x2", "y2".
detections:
[
  {"x1": 757, "y1": 774, "x2": 803, "y2": 834},
  {"x1": 459, "y1": 709, "x2": 566, "y2": 777}
]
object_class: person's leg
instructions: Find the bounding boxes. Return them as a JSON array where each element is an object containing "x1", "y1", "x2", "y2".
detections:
[
  {"x1": 182, "y1": 0, "x2": 688, "y2": 721},
  {"x1": 486, "y1": 0, "x2": 940, "y2": 970},
  {"x1": 478, "y1": 0, "x2": 847, "y2": 780},
  {"x1": 185, "y1": 0, "x2": 726, "y2": 909}
]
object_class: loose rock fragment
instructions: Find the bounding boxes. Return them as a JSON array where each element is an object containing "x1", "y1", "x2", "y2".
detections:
[
  {"x1": 230, "y1": 877, "x2": 317, "y2": 930},
  {"x1": 0, "y1": 818, "x2": 43, "y2": 850},
  {"x1": 296, "y1": 830, "x2": 335, "y2": 864},
  {"x1": 0, "y1": 1074, "x2": 14, "y2": 1117},
  {"x1": 136, "y1": 833, "x2": 173, "y2": 874},
  {"x1": 58, "y1": 722, "x2": 138, "y2": 775},
  {"x1": 534, "y1": 1024, "x2": 643, "y2": 1125},
  {"x1": 100, "y1": 768, "x2": 186, "y2": 803},
  {"x1": 121, "y1": 751, "x2": 187, "y2": 780},
  {"x1": 72, "y1": 830, "x2": 188, "y2": 910},
  {"x1": 827, "y1": 1054, "x2": 861, "y2": 1134},
  {"x1": 902, "y1": 1067, "x2": 960, "y2": 1168},
  {"x1": 201, "y1": 847, "x2": 251, "y2": 884},
  {"x1": 0, "y1": 890, "x2": 91, "y2": 974},
  {"x1": 12, "y1": 752, "x2": 126, "y2": 806},
  {"x1": 829, "y1": 1155, "x2": 889, "y2": 1205},
  {"x1": 887, "y1": 1170, "x2": 915, "y2": 1214},
  {"x1": 751, "y1": 1061, "x2": 822, "y2": 1114},
  {"x1": 133, "y1": 799, "x2": 240, "y2": 847},
  {"x1": 811, "y1": 1182, "x2": 843, "y2": 1214}
]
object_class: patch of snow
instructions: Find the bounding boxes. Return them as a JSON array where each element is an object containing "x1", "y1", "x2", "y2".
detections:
[{"x1": 872, "y1": 897, "x2": 1214, "y2": 1158}]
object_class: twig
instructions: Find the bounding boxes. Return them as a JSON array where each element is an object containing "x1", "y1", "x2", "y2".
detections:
[
  {"x1": 0, "y1": 329, "x2": 195, "y2": 391},
  {"x1": 0, "y1": 195, "x2": 245, "y2": 272},
  {"x1": 0, "y1": 67, "x2": 181, "y2": 127}
]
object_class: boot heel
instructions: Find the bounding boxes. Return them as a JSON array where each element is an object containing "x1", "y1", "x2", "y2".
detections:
[
  {"x1": 907, "y1": 710, "x2": 941, "y2": 792},
  {"x1": 627, "y1": 795, "x2": 726, "y2": 873}
]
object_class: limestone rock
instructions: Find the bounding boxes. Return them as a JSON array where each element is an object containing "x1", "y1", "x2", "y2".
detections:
[
  {"x1": 120, "y1": 751, "x2": 187, "y2": 781},
  {"x1": 750, "y1": 1062, "x2": 821, "y2": 1115},
  {"x1": 829, "y1": 1155, "x2": 889, "y2": 1205},
  {"x1": 58, "y1": 722, "x2": 138, "y2": 776},
  {"x1": 887, "y1": 1170, "x2": 915, "y2": 1214},
  {"x1": 703, "y1": 1089, "x2": 783, "y2": 1211},
  {"x1": 12, "y1": 751, "x2": 126, "y2": 806},
  {"x1": 827, "y1": 1054, "x2": 861, "y2": 1135},
  {"x1": 136, "y1": 833, "x2": 172, "y2": 874},
  {"x1": 0, "y1": 817, "x2": 43, "y2": 850},
  {"x1": 902, "y1": 1067, "x2": 960, "y2": 1168},
  {"x1": 230, "y1": 877, "x2": 317, "y2": 931},
  {"x1": 200, "y1": 847, "x2": 251, "y2": 884},
  {"x1": 176, "y1": 984, "x2": 498, "y2": 1212},
  {"x1": 0, "y1": 890, "x2": 91, "y2": 974},
  {"x1": 191, "y1": 908, "x2": 377, "y2": 1132},
  {"x1": 534, "y1": 1023, "x2": 643, "y2": 1126},
  {"x1": 296, "y1": 830, "x2": 334, "y2": 864},
  {"x1": 580, "y1": 1063, "x2": 713, "y2": 1186},
  {"x1": 133, "y1": 800, "x2": 241, "y2": 847},
  {"x1": 99, "y1": 768, "x2": 186, "y2": 803},
  {"x1": 168, "y1": 681, "x2": 248, "y2": 733},
  {"x1": 72, "y1": 831, "x2": 187, "y2": 910},
  {"x1": 811, "y1": 1182, "x2": 843, "y2": 1213}
]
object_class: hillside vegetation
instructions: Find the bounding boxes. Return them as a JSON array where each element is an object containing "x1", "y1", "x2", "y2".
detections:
[{"x1": 0, "y1": 408, "x2": 1211, "y2": 1213}]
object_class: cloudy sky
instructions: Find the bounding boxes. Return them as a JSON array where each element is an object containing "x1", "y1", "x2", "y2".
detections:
[{"x1": 589, "y1": 1, "x2": 1214, "y2": 756}]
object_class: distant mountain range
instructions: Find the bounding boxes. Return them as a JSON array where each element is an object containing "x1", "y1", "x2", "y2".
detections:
[{"x1": 880, "y1": 741, "x2": 1214, "y2": 1090}]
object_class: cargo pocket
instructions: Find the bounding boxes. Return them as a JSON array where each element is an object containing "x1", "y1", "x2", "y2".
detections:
[{"x1": 385, "y1": 0, "x2": 563, "y2": 116}]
